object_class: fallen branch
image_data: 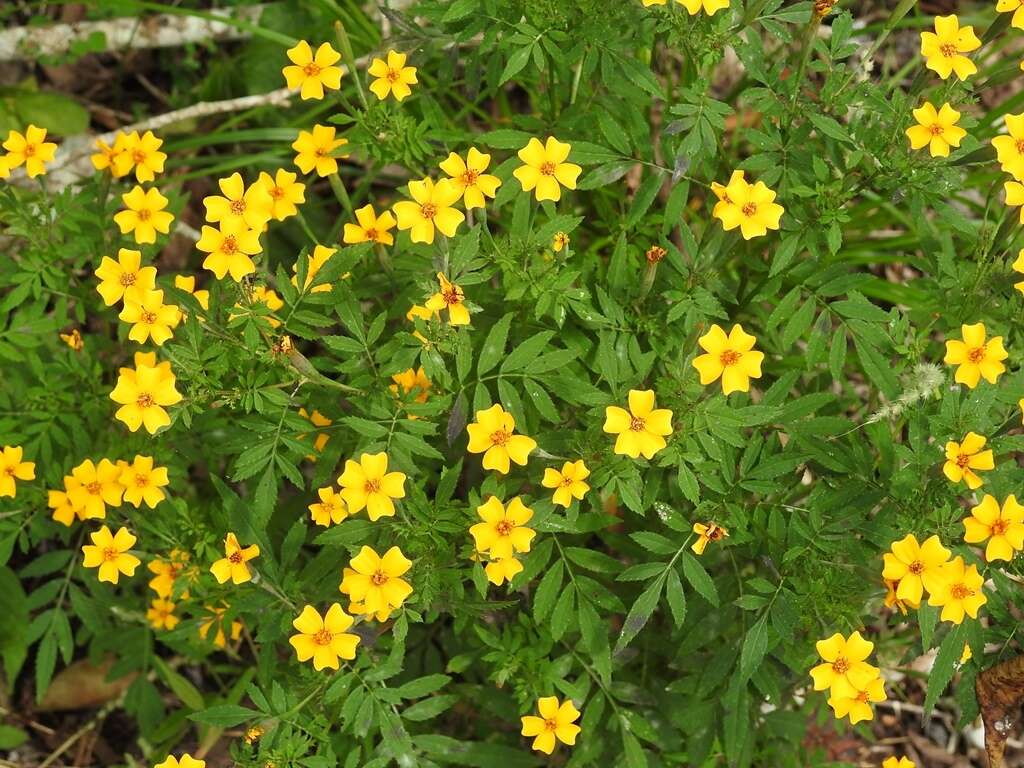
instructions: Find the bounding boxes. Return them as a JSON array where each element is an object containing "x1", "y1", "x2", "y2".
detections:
[{"x1": 977, "y1": 653, "x2": 1024, "y2": 767}]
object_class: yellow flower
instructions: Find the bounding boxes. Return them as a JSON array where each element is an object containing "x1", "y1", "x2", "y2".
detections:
[
  {"x1": 882, "y1": 758, "x2": 916, "y2": 768},
  {"x1": 119, "y1": 455, "x2": 169, "y2": 509},
  {"x1": 645, "y1": 0, "x2": 730, "y2": 12},
  {"x1": 691, "y1": 522, "x2": 728, "y2": 555},
  {"x1": 368, "y1": 50, "x2": 418, "y2": 101},
  {"x1": 198, "y1": 604, "x2": 242, "y2": 648},
  {"x1": 906, "y1": 102, "x2": 966, "y2": 158},
  {"x1": 466, "y1": 404, "x2": 537, "y2": 474},
  {"x1": 711, "y1": 170, "x2": 784, "y2": 239},
  {"x1": 393, "y1": 178, "x2": 464, "y2": 244},
  {"x1": 119, "y1": 289, "x2": 180, "y2": 346},
  {"x1": 243, "y1": 726, "x2": 264, "y2": 744},
  {"x1": 112, "y1": 130, "x2": 166, "y2": 182},
  {"x1": 343, "y1": 204, "x2": 396, "y2": 245},
  {"x1": 114, "y1": 186, "x2": 174, "y2": 245},
  {"x1": 231, "y1": 286, "x2": 284, "y2": 329},
  {"x1": 944, "y1": 322, "x2": 1007, "y2": 388},
  {"x1": 154, "y1": 755, "x2": 205, "y2": 768},
  {"x1": 148, "y1": 550, "x2": 189, "y2": 598},
  {"x1": 48, "y1": 486, "x2": 84, "y2": 527},
  {"x1": 943, "y1": 432, "x2": 994, "y2": 489},
  {"x1": 60, "y1": 329, "x2": 83, "y2": 351},
  {"x1": 292, "y1": 125, "x2": 349, "y2": 177},
  {"x1": 337, "y1": 452, "x2": 407, "y2": 520},
  {"x1": 91, "y1": 133, "x2": 127, "y2": 175},
  {"x1": 998, "y1": 0, "x2": 1024, "y2": 30},
  {"x1": 881, "y1": 533, "x2": 950, "y2": 606},
  {"x1": 255, "y1": 169, "x2": 306, "y2": 221},
  {"x1": 603, "y1": 389, "x2": 673, "y2": 459},
  {"x1": 82, "y1": 525, "x2": 140, "y2": 584},
  {"x1": 484, "y1": 556, "x2": 524, "y2": 586},
  {"x1": 439, "y1": 148, "x2": 501, "y2": 209},
  {"x1": 210, "y1": 532, "x2": 260, "y2": 585},
  {"x1": 513, "y1": 137, "x2": 581, "y2": 202},
  {"x1": 174, "y1": 275, "x2": 210, "y2": 317},
  {"x1": 991, "y1": 113, "x2": 1024, "y2": 180},
  {"x1": 147, "y1": 597, "x2": 179, "y2": 630},
  {"x1": 927, "y1": 555, "x2": 987, "y2": 624},
  {"x1": 95, "y1": 248, "x2": 156, "y2": 307},
  {"x1": 110, "y1": 361, "x2": 183, "y2": 434},
  {"x1": 289, "y1": 603, "x2": 359, "y2": 670},
  {"x1": 964, "y1": 494, "x2": 1024, "y2": 562},
  {"x1": 921, "y1": 15, "x2": 981, "y2": 81},
  {"x1": 552, "y1": 232, "x2": 570, "y2": 252},
  {"x1": 66, "y1": 458, "x2": 123, "y2": 519},
  {"x1": 809, "y1": 631, "x2": 876, "y2": 692},
  {"x1": 424, "y1": 273, "x2": 471, "y2": 325},
  {"x1": 390, "y1": 367, "x2": 431, "y2": 406},
  {"x1": 883, "y1": 579, "x2": 911, "y2": 615},
  {"x1": 692, "y1": 323, "x2": 764, "y2": 394},
  {"x1": 202, "y1": 172, "x2": 274, "y2": 230},
  {"x1": 292, "y1": 244, "x2": 335, "y2": 294},
  {"x1": 339, "y1": 545, "x2": 413, "y2": 620},
  {"x1": 198, "y1": 220, "x2": 262, "y2": 282},
  {"x1": 470, "y1": 496, "x2": 536, "y2": 560},
  {"x1": 3, "y1": 125, "x2": 57, "y2": 177},
  {"x1": 0, "y1": 445, "x2": 35, "y2": 498},
  {"x1": 541, "y1": 461, "x2": 590, "y2": 508},
  {"x1": 520, "y1": 697, "x2": 581, "y2": 755},
  {"x1": 299, "y1": 407, "x2": 331, "y2": 458},
  {"x1": 826, "y1": 667, "x2": 886, "y2": 724},
  {"x1": 309, "y1": 486, "x2": 348, "y2": 526},
  {"x1": 282, "y1": 40, "x2": 343, "y2": 100}
]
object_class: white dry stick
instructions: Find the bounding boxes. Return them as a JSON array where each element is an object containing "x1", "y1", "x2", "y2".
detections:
[{"x1": 0, "y1": 5, "x2": 268, "y2": 62}]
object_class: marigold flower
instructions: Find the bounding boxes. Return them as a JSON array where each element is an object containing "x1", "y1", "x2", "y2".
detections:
[
  {"x1": 927, "y1": 555, "x2": 987, "y2": 624},
  {"x1": 826, "y1": 666, "x2": 886, "y2": 724},
  {"x1": 998, "y1": 0, "x2": 1024, "y2": 29},
  {"x1": 711, "y1": 170, "x2": 783, "y2": 239},
  {"x1": 309, "y1": 486, "x2": 348, "y2": 526},
  {"x1": 95, "y1": 248, "x2": 156, "y2": 307},
  {"x1": 292, "y1": 244, "x2": 335, "y2": 294},
  {"x1": 646, "y1": 0, "x2": 729, "y2": 13},
  {"x1": 112, "y1": 130, "x2": 166, "y2": 182},
  {"x1": 691, "y1": 522, "x2": 728, "y2": 555},
  {"x1": 48, "y1": 487, "x2": 84, "y2": 527},
  {"x1": 282, "y1": 40, "x2": 343, "y2": 100},
  {"x1": 943, "y1": 432, "x2": 994, "y2": 490},
  {"x1": 3, "y1": 125, "x2": 57, "y2": 177},
  {"x1": 60, "y1": 329, "x2": 83, "y2": 351},
  {"x1": 198, "y1": 604, "x2": 242, "y2": 648},
  {"x1": 809, "y1": 631, "x2": 876, "y2": 693},
  {"x1": 393, "y1": 178, "x2": 464, "y2": 244},
  {"x1": 368, "y1": 50, "x2": 418, "y2": 101},
  {"x1": 210, "y1": 532, "x2": 260, "y2": 585},
  {"x1": 114, "y1": 186, "x2": 174, "y2": 245},
  {"x1": 1006, "y1": 179, "x2": 1024, "y2": 223},
  {"x1": 148, "y1": 550, "x2": 190, "y2": 598},
  {"x1": 82, "y1": 525, "x2": 140, "y2": 584},
  {"x1": 881, "y1": 534, "x2": 950, "y2": 606},
  {"x1": 0, "y1": 446, "x2": 35, "y2": 498},
  {"x1": 67, "y1": 458, "x2": 123, "y2": 519},
  {"x1": 944, "y1": 322, "x2": 1007, "y2": 388},
  {"x1": 921, "y1": 15, "x2": 981, "y2": 81},
  {"x1": 147, "y1": 597, "x2": 179, "y2": 630},
  {"x1": 513, "y1": 137, "x2": 581, "y2": 202},
  {"x1": 390, "y1": 367, "x2": 431, "y2": 407},
  {"x1": 155, "y1": 755, "x2": 205, "y2": 768},
  {"x1": 119, "y1": 455, "x2": 169, "y2": 509},
  {"x1": 603, "y1": 389, "x2": 673, "y2": 460},
  {"x1": 203, "y1": 172, "x2": 273, "y2": 230},
  {"x1": 541, "y1": 460, "x2": 590, "y2": 508},
  {"x1": 255, "y1": 169, "x2": 305, "y2": 221},
  {"x1": 337, "y1": 452, "x2": 406, "y2": 520},
  {"x1": 424, "y1": 273, "x2": 471, "y2": 325},
  {"x1": 906, "y1": 102, "x2": 965, "y2": 158},
  {"x1": 439, "y1": 148, "x2": 501, "y2": 209},
  {"x1": 520, "y1": 697, "x2": 581, "y2": 754},
  {"x1": 289, "y1": 603, "x2": 360, "y2": 670},
  {"x1": 963, "y1": 494, "x2": 1024, "y2": 562},
  {"x1": 466, "y1": 404, "x2": 537, "y2": 474},
  {"x1": 339, "y1": 545, "x2": 413, "y2": 620},
  {"x1": 991, "y1": 113, "x2": 1024, "y2": 180},
  {"x1": 120, "y1": 289, "x2": 180, "y2": 346},
  {"x1": 110, "y1": 361, "x2": 183, "y2": 434},
  {"x1": 243, "y1": 726, "x2": 264, "y2": 744},
  {"x1": 198, "y1": 220, "x2": 261, "y2": 282},
  {"x1": 484, "y1": 556, "x2": 523, "y2": 586},
  {"x1": 552, "y1": 232, "x2": 570, "y2": 252},
  {"x1": 693, "y1": 323, "x2": 764, "y2": 394},
  {"x1": 343, "y1": 204, "x2": 396, "y2": 245},
  {"x1": 883, "y1": 579, "x2": 910, "y2": 615},
  {"x1": 299, "y1": 407, "x2": 331, "y2": 458},
  {"x1": 292, "y1": 125, "x2": 349, "y2": 177},
  {"x1": 91, "y1": 133, "x2": 127, "y2": 175},
  {"x1": 882, "y1": 758, "x2": 916, "y2": 768},
  {"x1": 470, "y1": 496, "x2": 536, "y2": 560}
]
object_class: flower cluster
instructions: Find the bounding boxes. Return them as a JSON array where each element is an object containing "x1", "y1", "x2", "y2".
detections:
[{"x1": 809, "y1": 631, "x2": 886, "y2": 724}]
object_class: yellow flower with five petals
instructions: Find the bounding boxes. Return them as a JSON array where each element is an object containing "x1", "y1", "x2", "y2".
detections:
[
  {"x1": 282, "y1": 40, "x2": 343, "y2": 100},
  {"x1": 881, "y1": 534, "x2": 950, "y2": 607},
  {"x1": 210, "y1": 532, "x2": 260, "y2": 585},
  {"x1": 520, "y1": 697, "x2": 581, "y2": 755},
  {"x1": 603, "y1": 389, "x2": 673, "y2": 459},
  {"x1": 3, "y1": 125, "x2": 57, "y2": 177},
  {"x1": 466, "y1": 404, "x2": 537, "y2": 474},
  {"x1": 337, "y1": 452, "x2": 407, "y2": 520},
  {"x1": 927, "y1": 555, "x2": 987, "y2": 624},
  {"x1": 963, "y1": 494, "x2": 1024, "y2": 562},
  {"x1": 906, "y1": 102, "x2": 966, "y2": 157},
  {"x1": 513, "y1": 137, "x2": 581, "y2": 202},
  {"x1": 112, "y1": 130, "x2": 166, "y2": 182},
  {"x1": 289, "y1": 603, "x2": 360, "y2": 670},
  {"x1": 469, "y1": 496, "x2": 536, "y2": 560},
  {"x1": 692, "y1": 323, "x2": 764, "y2": 394},
  {"x1": 343, "y1": 204, "x2": 397, "y2": 245},
  {"x1": 82, "y1": 525, "x2": 140, "y2": 584},
  {"x1": 339, "y1": 545, "x2": 413, "y2": 620},
  {"x1": 368, "y1": 50, "x2": 418, "y2": 101},
  {"x1": 0, "y1": 446, "x2": 34, "y2": 498},
  {"x1": 944, "y1": 322, "x2": 1007, "y2": 388},
  {"x1": 920, "y1": 15, "x2": 981, "y2": 81},
  {"x1": 393, "y1": 178, "x2": 464, "y2": 244},
  {"x1": 94, "y1": 248, "x2": 156, "y2": 307},
  {"x1": 711, "y1": 170, "x2": 784, "y2": 239},
  {"x1": 292, "y1": 125, "x2": 349, "y2": 177},
  {"x1": 541, "y1": 460, "x2": 590, "y2": 508},
  {"x1": 425, "y1": 273, "x2": 471, "y2": 325},
  {"x1": 439, "y1": 147, "x2": 502, "y2": 209},
  {"x1": 114, "y1": 186, "x2": 174, "y2": 245}
]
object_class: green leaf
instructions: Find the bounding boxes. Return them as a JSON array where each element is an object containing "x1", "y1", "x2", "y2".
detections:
[
  {"x1": 924, "y1": 622, "x2": 967, "y2": 713},
  {"x1": 738, "y1": 615, "x2": 769, "y2": 680},
  {"x1": 477, "y1": 313, "x2": 514, "y2": 376},
  {"x1": 500, "y1": 45, "x2": 534, "y2": 85},
  {"x1": 395, "y1": 674, "x2": 451, "y2": 699},
  {"x1": 189, "y1": 703, "x2": 261, "y2": 728},
  {"x1": 614, "y1": 577, "x2": 663, "y2": 654},
  {"x1": 533, "y1": 560, "x2": 563, "y2": 622},
  {"x1": 680, "y1": 553, "x2": 719, "y2": 607}
]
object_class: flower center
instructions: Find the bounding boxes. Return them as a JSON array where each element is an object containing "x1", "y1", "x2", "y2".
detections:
[
  {"x1": 222, "y1": 235, "x2": 238, "y2": 255},
  {"x1": 832, "y1": 657, "x2": 849, "y2": 674},
  {"x1": 132, "y1": 149, "x2": 147, "y2": 164},
  {"x1": 313, "y1": 628, "x2": 333, "y2": 645},
  {"x1": 119, "y1": 272, "x2": 136, "y2": 286},
  {"x1": 229, "y1": 551, "x2": 243, "y2": 564},
  {"x1": 708, "y1": 526, "x2": 725, "y2": 541},
  {"x1": 420, "y1": 203, "x2": 437, "y2": 220},
  {"x1": 365, "y1": 228, "x2": 379, "y2": 240},
  {"x1": 939, "y1": 43, "x2": 958, "y2": 58},
  {"x1": 303, "y1": 62, "x2": 321, "y2": 76},
  {"x1": 136, "y1": 392, "x2": 154, "y2": 408},
  {"x1": 136, "y1": 208, "x2": 152, "y2": 221},
  {"x1": 270, "y1": 185, "x2": 284, "y2": 199},
  {"x1": 646, "y1": 246, "x2": 666, "y2": 263},
  {"x1": 86, "y1": 481, "x2": 102, "y2": 495},
  {"x1": 992, "y1": 519, "x2": 1009, "y2": 536},
  {"x1": 855, "y1": 690, "x2": 869, "y2": 703},
  {"x1": 3, "y1": 467, "x2": 14, "y2": 477},
  {"x1": 230, "y1": 199, "x2": 246, "y2": 216},
  {"x1": 24, "y1": 144, "x2": 36, "y2": 157},
  {"x1": 544, "y1": 718, "x2": 558, "y2": 732},
  {"x1": 364, "y1": 478, "x2": 381, "y2": 494},
  {"x1": 956, "y1": 453, "x2": 971, "y2": 468},
  {"x1": 908, "y1": 560, "x2": 924, "y2": 575},
  {"x1": 540, "y1": 161, "x2": 556, "y2": 176},
  {"x1": 141, "y1": 310, "x2": 157, "y2": 324},
  {"x1": 1016, "y1": 139, "x2": 1024, "y2": 155},
  {"x1": 967, "y1": 346, "x2": 986, "y2": 363},
  {"x1": 102, "y1": 547, "x2": 120, "y2": 561},
  {"x1": 629, "y1": 416, "x2": 645, "y2": 432},
  {"x1": 371, "y1": 571, "x2": 388, "y2": 586},
  {"x1": 461, "y1": 169, "x2": 479, "y2": 186},
  {"x1": 135, "y1": 473, "x2": 149, "y2": 487},
  {"x1": 489, "y1": 430, "x2": 510, "y2": 446},
  {"x1": 386, "y1": 68, "x2": 401, "y2": 83},
  {"x1": 560, "y1": 476, "x2": 574, "y2": 488},
  {"x1": 496, "y1": 520, "x2": 514, "y2": 536},
  {"x1": 719, "y1": 349, "x2": 741, "y2": 367},
  {"x1": 442, "y1": 288, "x2": 460, "y2": 306},
  {"x1": 951, "y1": 583, "x2": 973, "y2": 600},
  {"x1": 741, "y1": 202, "x2": 758, "y2": 217},
  {"x1": 929, "y1": 124, "x2": 944, "y2": 135}
]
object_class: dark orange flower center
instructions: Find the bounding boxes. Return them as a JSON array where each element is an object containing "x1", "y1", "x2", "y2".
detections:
[
  {"x1": 102, "y1": 547, "x2": 120, "y2": 561},
  {"x1": 951, "y1": 583, "x2": 973, "y2": 599},
  {"x1": 992, "y1": 519, "x2": 1009, "y2": 536},
  {"x1": 3, "y1": 467, "x2": 14, "y2": 477},
  {"x1": 544, "y1": 718, "x2": 558, "y2": 732},
  {"x1": 560, "y1": 476, "x2": 574, "y2": 488},
  {"x1": 939, "y1": 43, "x2": 958, "y2": 58},
  {"x1": 629, "y1": 416, "x2": 646, "y2": 432},
  {"x1": 313, "y1": 628, "x2": 333, "y2": 645},
  {"x1": 303, "y1": 62, "x2": 322, "y2": 77},
  {"x1": 135, "y1": 474, "x2": 149, "y2": 487},
  {"x1": 741, "y1": 202, "x2": 758, "y2": 217},
  {"x1": 270, "y1": 185, "x2": 284, "y2": 199},
  {"x1": 385, "y1": 68, "x2": 401, "y2": 83},
  {"x1": 967, "y1": 346, "x2": 986, "y2": 363},
  {"x1": 929, "y1": 124, "x2": 944, "y2": 135},
  {"x1": 855, "y1": 690, "x2": 869, "y2": 703},
  {"x1": 496, "y1": 520, "x2": 514, "y2": 536},
  {"x1": 371, "y1": 571, "x2": 388, "y2": 585},
  {"x1": 461, "y1": 169, "x2": 479, "y2": 186},
  {"x1": 86, "y1": 481, "x2": 102, "y2": 495},
  {"x1": 230, "y1": 199, "x2": 246, "y2": 216},
  {"x1": 956, "y1": 453, "x2": 971, "y2": 468},
  {"x1": 136, "y1": 393, "x2": 154, "y2": 409},
  {"x1": 489, "y1": 430, "x2": 510, "y2": 446},
  {"x1": 24, "y1": 144, "x2": 36, "y2": 157},
  {"x1": 420, "y1": 203, "x2": 437, "y2": 220},
  {"x1": 229, "y1": 551, "x2": 243, "y2": 564},
  {"x1": 132, "y1": 149, "x2": 147, "y2": 164},
  {"x1": 222, "y1": 235, "x2": 238, "y2": 255},
  {"x1": 364, "y1": 478, "x2": 381, "y2": 494},
  {"x1": 540, "y1": 161, "x2": 556, "y2": 176},
  {"x1": 365, "y1": 227, "x2": 379, "y2": 241},
  {"x1": 136, "y1": 208, "x2": 152, "y2": 221},
  {"x1": 719, "y1": 349, "x2": 741, "y2": 367},
  {"x1": 141, "y1": 310, "x2": 157, "y2": 324},
  {"x1": 1016, "y1": 139, "x2": 1024, "y2": 154},
  {"x1": 908, "y1": 560, "x2": 924, "y2": 574},
  {"x1": 832, "y1": 657, "x2": 849, "y2": 674},
  {"x1": 120, "y1": 273, "x2": 136, "y2": 286},
  {"x1": 442, "y1": 288, "x2": 461, "y2": 306}
]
